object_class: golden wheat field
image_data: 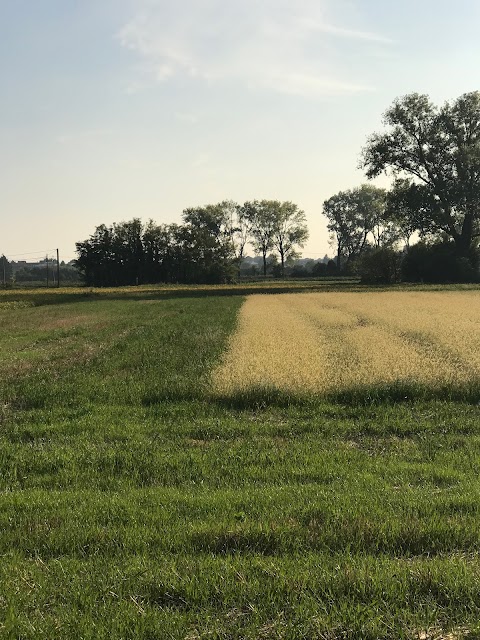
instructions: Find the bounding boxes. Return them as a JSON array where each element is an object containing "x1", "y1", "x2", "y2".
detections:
[{"x1": 212, "y1": 291, "x2": 480, "y2": 394}]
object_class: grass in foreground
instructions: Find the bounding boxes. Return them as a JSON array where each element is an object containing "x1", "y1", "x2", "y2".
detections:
[{"x1": 0, "y1": 285, "x2": 480, "y2": 639}]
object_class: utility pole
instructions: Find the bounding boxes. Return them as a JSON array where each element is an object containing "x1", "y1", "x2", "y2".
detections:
[
  {"x1": 57, "y1": 249, "x2": 60, "y2": 288},
  {"x1": 46, "y1": 255, "x2": 49, "y2": 287},
  {"x1": 2, "y1": 256, "x2": 5, "y2": 287}
]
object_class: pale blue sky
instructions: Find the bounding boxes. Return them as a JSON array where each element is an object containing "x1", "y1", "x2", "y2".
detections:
[{"x1": 1, "y1": 0, "x2": 479, "y2": 261}]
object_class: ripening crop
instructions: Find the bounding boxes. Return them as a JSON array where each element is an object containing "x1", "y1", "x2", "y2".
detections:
[{"x1": 212, "y1": 291, "x2": 480, "y2": 394}]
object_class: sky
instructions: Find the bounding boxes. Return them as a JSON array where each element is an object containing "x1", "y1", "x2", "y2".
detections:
[{"x1": 1, "y1": 0, "x2": 480, "y2": 263}]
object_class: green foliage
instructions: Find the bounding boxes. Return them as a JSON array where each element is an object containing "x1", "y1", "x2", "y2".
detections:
[
  {"x1": 76, "y1": 199, "x2": 309, "y2": 286},
  {"x1": 242, "y1": 200, "x2": 308, "y2": 277},
  {"x1": 357, "y1": 247, "x2": 403, "y2": 284},
  {"x1": 76, "y1": 220, "x2": 144, "y2": 287},
  {"x1": 362, "y1": 91, "x2": 480, "y2": 261},
  {"x1": 311, "y1": 259, "x2": 338, "y2": 277},
  {"x1": 242, "y1": 200, "x2": 277, "y2": 276},
  {"x1": 76, "y1": 210, "x2": 238, "y2": 286},
  {"x1": 402, "y1": 241, "x2": 480, "y2": 283},
  {"x1": 385, "y1": 178, "x2": 435, "y2": 243},
  {"x1": 323, "y1": 185, "x2": 389, "y2": 271},
  {"x1": 271, "y1": 201, "x2": 309, "y2": 276}
]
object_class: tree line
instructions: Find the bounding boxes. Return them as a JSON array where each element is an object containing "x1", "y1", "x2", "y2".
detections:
[
  {"x1": 75, "y1": 201, "x2": 309, "y2": 286},
  {"x1": 75, "y1": 89, "x2": 480, "y2": 286},
  {"x1": 324, "y1": 91, "x2": 480, "y2": 283}
]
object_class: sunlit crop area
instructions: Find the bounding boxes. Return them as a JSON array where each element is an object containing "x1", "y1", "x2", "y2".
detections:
[{"x1": 214, "y1": 291, "x2": 480, "y2": 396}]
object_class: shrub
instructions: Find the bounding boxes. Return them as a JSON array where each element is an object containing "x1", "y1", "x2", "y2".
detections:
[
  {"x1": 358, "y1": 247, "x2": 402, "y2": 284},
  {"x1": 402, "y1": 242, "x2": 479, "y2": 283}
]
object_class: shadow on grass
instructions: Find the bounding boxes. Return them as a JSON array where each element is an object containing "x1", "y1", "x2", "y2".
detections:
[
  {"x1": 0, "y1": 280, "x2": 365, "y2": 308},
  {"x1": 8, "y1": 379, "x2": 480, "y2": 413},
  {"x1": 3, "y1": 281, "x2": 480, "y2": 308},
  {"x1": 117, "y1": 381, "x2": 480, "y2": 411},
  {"x1": 210, "y1": 381, "x2": 480, "y2": 410}
]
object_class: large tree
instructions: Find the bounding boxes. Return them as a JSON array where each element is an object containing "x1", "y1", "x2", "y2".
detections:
[
  {"x1": 229, "y1": 202, "x2": 250, "y2": 277},
  {"x1": 271, "y1": 201, "x2": 309, "y2": 276},
  {"x1": 76, "y1": 214, "x2": 237, "y2": 286},
  {"x1": 243, "y1": 200, "x2": 308, "y2": 276},
  {"x1": 323, "y1": 185, "x2": 386, "y2": 270},
  {"x1": 142, "y1": 221, "x2": 183, "y2": 283},
  {"x1": 242, "y1": 200, "x2": 276, "y2": 277},
  {"x1": 112, "y1": 218, "x2": 144, "y2": 285},
  {"x1": 76, "y1": 223, "x2": 118, "y2": 286},
  {"x1": 182, "y1": 202, "x2": 238, "y2": 283},
  {"x1": 361, "y1": 91, "x2": 480, "y2": 259}
]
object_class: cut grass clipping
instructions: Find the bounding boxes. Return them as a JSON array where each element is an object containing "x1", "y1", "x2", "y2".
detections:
[{"x1": 1, "y1": 285, "x2": 480, "y2": 639}]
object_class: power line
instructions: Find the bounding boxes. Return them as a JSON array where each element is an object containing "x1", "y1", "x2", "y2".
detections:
[
  {"x1": 0, "y1": 248, "x2": 72, "y2": 288},
  {"x1": 1, "y1": 249, "x2": 59, "y2": 258}
]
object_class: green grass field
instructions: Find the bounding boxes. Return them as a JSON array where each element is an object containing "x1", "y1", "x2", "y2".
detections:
[{"x1": 1, "y1": 284, "x2": 480, "y2": 639}]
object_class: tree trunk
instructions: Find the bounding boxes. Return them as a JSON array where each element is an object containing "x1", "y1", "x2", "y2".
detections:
[
  {"x1": 456, "y1": 212, "x2": 474, "y2": 257},
  {"x1": 237, "y1": 249, "x2": 243, "y2": 279}
]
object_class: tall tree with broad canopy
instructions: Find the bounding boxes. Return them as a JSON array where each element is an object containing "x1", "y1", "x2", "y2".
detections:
[
  {"x1": 244, "y1": 200, "x2": 308, "y2": 276},
  {"x1": 142, "y1": 221, "x2": 183, "y2": 283},
  {"x1": 384, "y1": 179, "x2": 430, "y2": 247},
  {"x1": 242, "y1": 200, "x2": 276, "y2": 277},
  {"x1": 182, "y1": 202, "x2": 237, "y2": 283},
  {"x1": 271, "y1": 201, "x2": 309, "y2": 276},
  {"x1": 323, "y1": 185, "x2": 386, "y2": 270},
  {"x1": 76, "y1": 223, "x2": 118, "y2": 286},
  {"x1": 232, "y1": 206, "x2": 251, "y2": 276},
  {"x1": 361, "y1": 91, "x2": 480, "y2": 259}
]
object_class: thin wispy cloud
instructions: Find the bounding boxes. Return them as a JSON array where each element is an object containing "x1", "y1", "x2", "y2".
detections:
[
  {"x1": 117, "y1": 0, "x2": 391, "y2": 97},
  {"x1": 303, "y1": 21, "x2": 394, "y2": 44}
]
